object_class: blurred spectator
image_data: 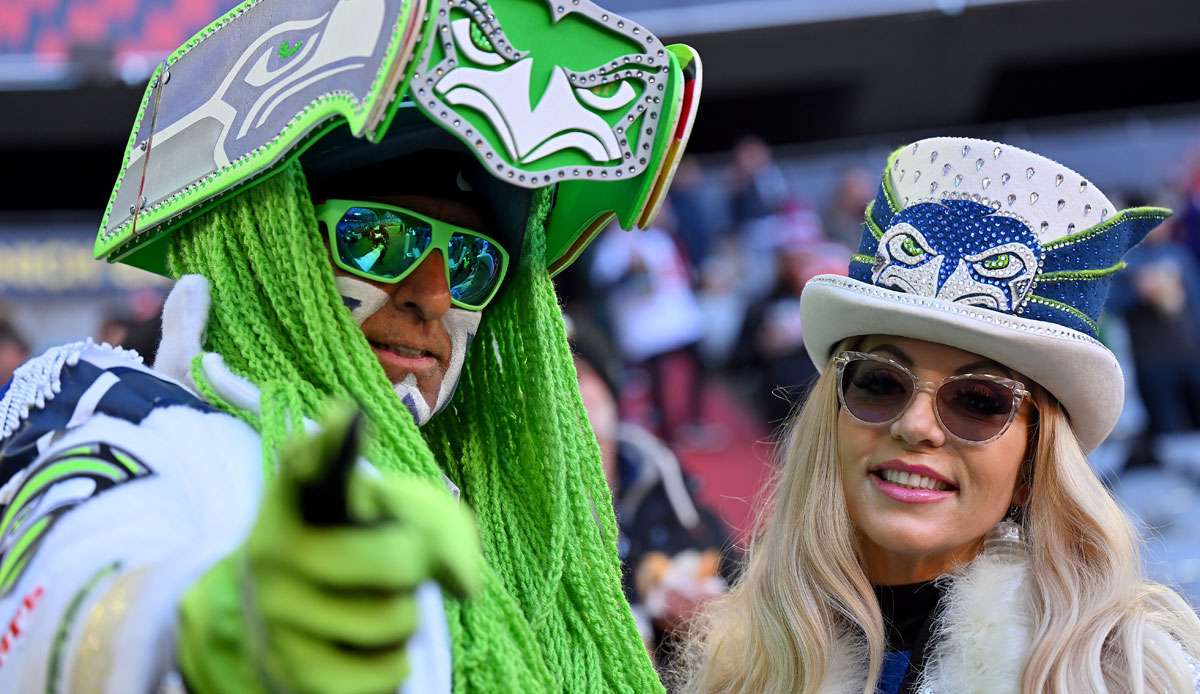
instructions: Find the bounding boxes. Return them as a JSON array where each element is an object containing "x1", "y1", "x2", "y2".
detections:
[
  {"x1": 0, "y1": 322, "x2": 30, "y2": 385},
  {"x1": 591, "y1": 210, "x2": 706, "y2": 443},
  {"x1": 97, "y1": 288, "x2": 166, "y2": 363},
  {"x1": 1112, "y1": 213, "x2": 1200, "y2": 436},
  {"x1": 733, "y1": 242, "x2": 851, "y2": 427},
  {"x1": 668, "y1": 159, "x2": 716, "y2": 271},
  {"x1": 741, "y1": 199, "x2": 825, "y2": 302},
  {"x1": 727, "y1": 136, "x2": 788, "y2": 231},
  {"x1": 1179, "y1": 157, "x2": 1200, "y2": 265},
  {"x1": 823, "y1": 167, "x2": 875, "y2": 248},
  {"x1": 568, "y1": 318, "x2": 732, "y2": 681}
]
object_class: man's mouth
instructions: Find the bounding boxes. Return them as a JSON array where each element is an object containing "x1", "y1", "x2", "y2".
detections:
[
  {"x1": 370, "y1": 340, "x2": 436, "y2": 360},
  {"x1": 368, "y1": 341, "x2": 442, "y2": 377}
]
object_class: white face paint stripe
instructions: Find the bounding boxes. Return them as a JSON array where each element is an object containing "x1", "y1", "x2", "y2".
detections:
[
  {"x1": 335, "y1": 275, "x2": 390, "y2": 325},
  {"x1": 393, "y1": 373, "x2": 433, "y2": 425},
  {"x1": 432, "y1": 308, "x2": 481, "y2": 417}
]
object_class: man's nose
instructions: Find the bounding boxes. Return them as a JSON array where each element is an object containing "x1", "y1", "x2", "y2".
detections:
[
  {"x1": 889, "y1": 390, "x2": 946, "y2": 448},
  {"x1": 389, "y1": 250, "x2": 451, "y2": 322}
]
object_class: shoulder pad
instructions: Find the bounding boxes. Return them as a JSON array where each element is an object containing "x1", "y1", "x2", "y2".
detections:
[{"x1": 0, "y1": 341, "x2": 212, "y2": 488}]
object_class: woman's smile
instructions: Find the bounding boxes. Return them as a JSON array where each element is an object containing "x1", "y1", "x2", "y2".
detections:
[{"x1": 868, "y1": 458, "x2": 958, "y2": 503}]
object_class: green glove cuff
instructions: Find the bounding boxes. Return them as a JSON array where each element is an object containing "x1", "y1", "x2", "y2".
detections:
[{"x1": 177, "y1": 550, "x2": 270, "y2": 694}]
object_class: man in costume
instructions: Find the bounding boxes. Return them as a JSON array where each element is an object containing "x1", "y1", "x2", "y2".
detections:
[{"x1": 0, "y1": 1, "x2": 701, "y2": 692}]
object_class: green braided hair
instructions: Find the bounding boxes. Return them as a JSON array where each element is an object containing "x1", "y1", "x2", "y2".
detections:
[{"x1": 165, "y1": 161, "x2": 662, "y2": 693}]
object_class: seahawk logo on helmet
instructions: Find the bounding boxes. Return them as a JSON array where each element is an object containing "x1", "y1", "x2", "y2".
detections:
[{"x1": 412, "y1": 0, "x2": 671, "y2": 186}]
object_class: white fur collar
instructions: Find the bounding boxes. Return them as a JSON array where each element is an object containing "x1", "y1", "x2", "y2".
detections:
[{"x1": 822, "y1": 545, "x2": 1035, "y2": 694}]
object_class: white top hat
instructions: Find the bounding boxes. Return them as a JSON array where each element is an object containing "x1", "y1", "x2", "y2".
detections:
[{"x1": 800, "y1": 137, "x2": 1169, "y2": 450}]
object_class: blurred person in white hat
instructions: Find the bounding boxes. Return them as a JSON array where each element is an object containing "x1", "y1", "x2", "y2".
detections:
[{"x1": 682, "y1": 137, "x2": 1200, "y2": 693}]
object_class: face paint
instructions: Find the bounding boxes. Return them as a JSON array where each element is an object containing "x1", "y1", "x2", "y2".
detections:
[
  {"x1": 431, "y1": 308, "x2": 480, "y2": 412},
  {"x1": 335, "y1": 275, "x2": 391, "y2": 325},
  {"x1": 389, "y1": 309, "x2": 479, "y2": 426},
  {"x1": 338, "y1": 273, "x2": 482, "y2": 426}
]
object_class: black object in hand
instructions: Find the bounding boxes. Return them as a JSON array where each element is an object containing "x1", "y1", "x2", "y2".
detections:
[{"x1": 296, "y1": 410, "x2": 363, "y2": 526}]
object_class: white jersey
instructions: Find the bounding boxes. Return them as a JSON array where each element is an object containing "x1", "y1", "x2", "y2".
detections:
[
  {"x1": 0, "y1": 339, "x2": 451, "y2": 693},
  {"x1": 0, "y1": 341, "x2": 261, "y2": 692}
]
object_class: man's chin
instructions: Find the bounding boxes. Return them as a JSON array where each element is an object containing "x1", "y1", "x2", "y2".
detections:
[{"x1": 391, "y1": 375, "x2": 435, "y2": 426}]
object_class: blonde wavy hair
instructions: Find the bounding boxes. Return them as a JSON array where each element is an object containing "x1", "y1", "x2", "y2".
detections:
[{"x1": 682, "y1": 358, "x2": 1200, "y2": 693}]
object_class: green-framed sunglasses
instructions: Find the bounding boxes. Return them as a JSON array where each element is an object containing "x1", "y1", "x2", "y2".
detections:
[{"x1": 315, "y1": 199, "x2": 511, "y2": 311}]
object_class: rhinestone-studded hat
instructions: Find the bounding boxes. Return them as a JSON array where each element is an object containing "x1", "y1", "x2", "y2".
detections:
[{"x1": 800, "y1": 137, "x2": 1169, "y2": 450}]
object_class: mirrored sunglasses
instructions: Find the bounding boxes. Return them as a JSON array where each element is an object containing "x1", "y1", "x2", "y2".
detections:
[{"x1": 315, "y1": 199, "x2": 510, "y2": 311}]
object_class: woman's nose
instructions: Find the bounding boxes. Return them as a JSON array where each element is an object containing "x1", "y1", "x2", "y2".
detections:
[{"x1": 889, "y1": 390, "x2": 946, "y2": 448}]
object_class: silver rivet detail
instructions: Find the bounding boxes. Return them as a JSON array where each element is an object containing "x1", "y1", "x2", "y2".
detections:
[
  {"x1": 982, "y1": 176, "x2": 991, "y2": 189},
  {"x1": 992, "y1": 146, "x2": 1002, "y2": 159},
  {"x1": 1055, "y1": 173, "x2": 1064, "y2": 187},
  {"x1": 1030, "y1": 192, "x2": 1039, "y2": 204},
  {"x1": 1025, "y1": 167, "x2": 1035, "y2": 180},
  {"x1": 1001, "y1": 173, "x2": 1011, "y2": 186}
]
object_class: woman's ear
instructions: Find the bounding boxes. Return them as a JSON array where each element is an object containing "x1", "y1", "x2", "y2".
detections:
[
  {"x1": 1011, "y1": 441, "x2": 1037, "y2": 509},
  {"x1": 1011, "y1": 476, "x2": 1031, "y2": 508},
  {"x1": 1011, "y1": 392, "x2": 1041, "y2": 510}
]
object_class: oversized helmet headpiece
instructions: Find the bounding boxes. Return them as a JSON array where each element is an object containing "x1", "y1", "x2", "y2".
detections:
[{"x1": 95, "y1": 0, "x2": 702, "y2": 276}]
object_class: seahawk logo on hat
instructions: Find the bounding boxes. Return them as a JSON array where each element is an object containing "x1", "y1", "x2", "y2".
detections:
[
  {"x1": 849, "y1": 139, "x2": 1168, "y2": 340},
  {"x1": 801, "y1": 137, "x2": 1170, "y2": 451}
]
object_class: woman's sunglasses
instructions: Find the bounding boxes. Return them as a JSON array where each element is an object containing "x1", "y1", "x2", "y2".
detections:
[
  {"x1": 315, "y1": 199, "x2": 510, "y2": 311},
  {"x1": 833, "y1": 351, "x2": 1033, "y2": 445}
]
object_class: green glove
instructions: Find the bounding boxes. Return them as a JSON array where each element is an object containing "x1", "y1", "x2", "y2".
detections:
[{"x1": 178, "y1": 406, "x2": 482, "y2": 694}]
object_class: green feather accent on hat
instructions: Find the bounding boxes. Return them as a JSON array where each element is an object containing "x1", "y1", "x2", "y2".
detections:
[{"x1": 1037, "y1": 261, "x2": 1126, "y2": 283}]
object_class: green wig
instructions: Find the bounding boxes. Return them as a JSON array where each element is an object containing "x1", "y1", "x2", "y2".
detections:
[{"x1": 166, "y1": 161, "x2": 662, "y2": 692}]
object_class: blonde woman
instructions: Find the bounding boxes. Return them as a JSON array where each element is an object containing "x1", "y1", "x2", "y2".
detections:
[{"x1": 684, "y1": 138, "x2": 1200, "y2": 693}]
